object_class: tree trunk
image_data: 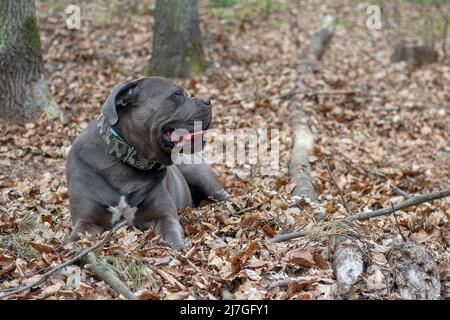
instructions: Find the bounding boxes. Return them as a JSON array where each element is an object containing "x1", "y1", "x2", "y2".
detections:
[
  {"x1": 148, "y1": 0, "x2": 207, "y2": 78},
  {"x1": 0, "y1": 0, "x2": 60, "y2": 123}
]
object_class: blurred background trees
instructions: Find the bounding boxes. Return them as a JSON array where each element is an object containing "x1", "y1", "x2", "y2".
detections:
[
  {"x1": 379, "y1": 0, "x2": 449, "y2": 57},
  {"x1": 0, "y1": 0, "x2": 60, "y2": 123},
  {"x1": 147, "y1": 0, "x2": 207, "y2": 78},
  {"x1": 1, "y1": 0, "x2": 448, "y2": 123}
]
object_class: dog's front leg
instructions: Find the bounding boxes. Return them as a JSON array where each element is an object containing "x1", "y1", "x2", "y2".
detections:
[
  {"x1": 134, "y1": 183, "x2": 185, "y2": 249},
  {"x1": 153, "y1": 215, "x2": 185, "y2": 249}
]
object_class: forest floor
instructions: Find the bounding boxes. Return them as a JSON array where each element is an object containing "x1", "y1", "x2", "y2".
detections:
[{"x1": 0, "y1": 0, "x2": 449, "y2": 299}]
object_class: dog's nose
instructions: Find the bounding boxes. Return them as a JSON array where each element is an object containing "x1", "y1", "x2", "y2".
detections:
[{"x1": 201, "y1": 99, "x2": 211, "y2": 106}]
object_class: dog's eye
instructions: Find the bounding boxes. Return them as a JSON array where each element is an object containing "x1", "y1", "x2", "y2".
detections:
[
  {"x1": 170, "y1": 90, "x2": 187, "y2": 104},
  {"x1": 173, "y1": 90, "x2": 185, "y2": 97}
]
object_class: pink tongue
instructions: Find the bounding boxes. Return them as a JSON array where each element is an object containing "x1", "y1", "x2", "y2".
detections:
[{"x1": 167, "y1": 130, "x2": 206, "y2": 145}]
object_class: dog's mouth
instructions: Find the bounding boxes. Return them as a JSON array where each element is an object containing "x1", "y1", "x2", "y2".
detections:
[
  {"x1": 165, "y1": 129, "x2": 206, "y2": 144},
  {"x1": 160, "y1": 121, "x2": 210, "y2": 150}
]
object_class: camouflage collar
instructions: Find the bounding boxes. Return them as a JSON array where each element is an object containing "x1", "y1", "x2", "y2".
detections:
[{"x1": 97, "y1": 113, "x2": 165, "y2": 171}]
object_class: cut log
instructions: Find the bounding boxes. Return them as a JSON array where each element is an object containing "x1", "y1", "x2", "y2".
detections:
[
  {"x1": 288, "y1": 20, "x2": 335, "y2": 201},
  {"x1": 289, "y1": 121, "x2": 317, "y2": 200},
  {"x1": 387, "y1": 241, "x2": 441, "y2": 299},
  {"x1": 305, "y1": 28, "x2": 335, "y2": 61},
  {"x1": 333, "y1": 236, "x2": 364, "y2": 299},
  {"x1": 391, "y1": 43, "x2": 438, "y2": 66}
]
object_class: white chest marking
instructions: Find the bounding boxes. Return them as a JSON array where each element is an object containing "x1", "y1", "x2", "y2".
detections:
[{"x1": 107, "y1": 196, "x2": 138, "y2": 225}]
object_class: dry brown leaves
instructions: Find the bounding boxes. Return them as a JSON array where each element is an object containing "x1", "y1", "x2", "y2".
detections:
[{"x1": 0, "y1": 0, "x2": 449, "y2": 300}]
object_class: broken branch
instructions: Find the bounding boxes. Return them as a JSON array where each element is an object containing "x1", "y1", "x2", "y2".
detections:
[
  {"x1": 392, "y1": 185, "x2": 412, "y2": 199},
  {"x1": 85, "y1": 253, "x2": 138, "y2": 300},
  {"x1": 271, "y1": 188, "x2": 450, "y2": 243},
  {"x1": 346, "y1": 188, "x2": 450, "y2": 220},
  {"x1": 0, "y1": 220, "x2": 128, "y2": 300}
]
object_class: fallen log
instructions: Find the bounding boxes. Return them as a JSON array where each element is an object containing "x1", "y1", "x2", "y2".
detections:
[
  {"x1": 288, "y1": 19, "x2": 335, "y2": 201},
  {"x1": 333, "y1": 237, "x2": 364, "y2": 299},
  {"x1": 391, "y1": 43, "x2": 438, "y2": 66},
  {"x1": 388, "y1": 241, "x2": 441, "y2": 299},
  {"x1": 325, "y1": 164, "x2": 364, "y2": 299},
  {"x1": 289, "y1": 121, "x2": 317, "y2": 200},
  {"x1": 305, "y1": 28, "x2": 335, "y2": 61}
]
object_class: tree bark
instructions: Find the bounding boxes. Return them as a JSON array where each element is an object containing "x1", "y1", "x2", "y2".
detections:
[
  {"x1": 388, "y1": 242, "x2": 441, "y2": 299},
  {"x1": 0, "y1": 0, "x2": 59, "y2": 123},
  {"x1": 148, "y1": 0, "x2": 207, "y2": 78}
]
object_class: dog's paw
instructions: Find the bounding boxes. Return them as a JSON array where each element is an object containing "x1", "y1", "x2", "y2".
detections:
[
  {"x1": 168, "y1": 241, "x2": 186, "y2": 250},
  {"x1": 213, "y1": 189, "x2": 231, "y2": 202}
]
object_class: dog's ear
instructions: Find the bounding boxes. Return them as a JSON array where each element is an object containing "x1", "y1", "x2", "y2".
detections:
[{"x1": 101, "y1": 80, "x2": 140, "y2": 125}]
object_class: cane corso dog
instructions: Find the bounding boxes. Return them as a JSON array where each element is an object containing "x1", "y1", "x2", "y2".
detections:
[{"x1": 66, "y1": 77, "x2": 229, "y2": 249}]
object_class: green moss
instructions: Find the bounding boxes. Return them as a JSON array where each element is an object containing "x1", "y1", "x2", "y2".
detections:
[
  {"x1": 147, "y1": 45, "x2": 209, "y2": 78},
  {"x1": 211, "y1": 0, "x2": 236, "y2": 8},
  {"x1": 212, "y1": 7, "x2": 237, "y2": 19},
  {"x1": 333, "y1": 18, "x2": 353, "y2": 29},
  {"x1": 96, "y1": 11, "x2": 114, "y2": 26},
  {"x1": 23, "y1": 16, "x2": 41, "y2": 55},
  {"x1": 189, "y1": 56, "x2": 209, "y2": 75},
  {"x1": 50, "y1": 0, "x2": 70, "y2": 12},
  {"x1": 212, "y1": 0, "x2": 288, "y2": 21},
  {"x1": 145, "y1": 64, "x2": 160, "y2": 77},
  {"x1": 184, "y1": 46, "x2": 209, "y2": 75}
]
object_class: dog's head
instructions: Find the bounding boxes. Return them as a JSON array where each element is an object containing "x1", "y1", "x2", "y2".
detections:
[{"x1": 101, "y1": 77, "x2": 212, "y2": 165}]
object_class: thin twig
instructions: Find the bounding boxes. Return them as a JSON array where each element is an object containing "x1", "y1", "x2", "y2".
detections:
[
  {"x1": 0, "y1": 220, "x2": 128, "y2": 300},
  {"x1": 270, "y1": 230, "x2": 306, "y2": 243},
  {"x1": 2, "y1": 240, "x2": 13, "y2": 255},
  {"x1": 391, "y1": 203, "x2": 407, "y2": 242},
  {"x1": 392, "y1": 185, "x2": 412, "y2": 199},
  {"x1": 271, "y1": 188, "x2": 450, "y2": 243},
  {"x1": 231, "y1": 204, "x2": 261, "y2": 216},
  {"x1": 326, "y1": 162, "x2": 351, "y2": 214},
  {"x1": 281, "y1": 89, "x2": 384, "y2": 100}
]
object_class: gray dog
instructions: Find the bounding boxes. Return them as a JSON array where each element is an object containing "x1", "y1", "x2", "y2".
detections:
[{"x1": 66, "y1": 77, "x2": 229, "y2": 249}]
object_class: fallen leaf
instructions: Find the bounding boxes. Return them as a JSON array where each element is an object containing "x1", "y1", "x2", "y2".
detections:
[
  {"x1": 30, "y1": 242, "x2": 55, "y2": 254},
  {"x1": 0, "y1": 254, "x2": 15, "y2": 265},
  {"x1": 139, "y1": 291, "x2": 160, "y2": 300},
  {"x1": 229, "y1": 256, "x2": 241, "y2": 274},
  {"x1": 262, "y1": 224, "x2": 277, "y2": 237},
  {"x1": 313, "y1": 252, "x2": 330, "y2": 270},
  {"x1": 247, "y1": 259, "x2": 266, "y2": 269},
  {"x1": 287, "y1": 249, "x2": 314, "y2": 268},
  {"x1": 242, "y1": 241, "x2": 260, "y2": 262},
  {"x1": 438, "y1": 263, "x2": 450, "y2": 280},
  {"x1": 154, "y1": 256, "x2": 172, "y2": 266}
]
